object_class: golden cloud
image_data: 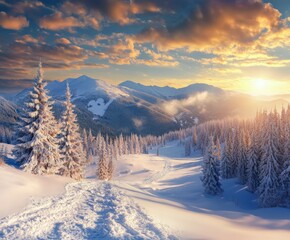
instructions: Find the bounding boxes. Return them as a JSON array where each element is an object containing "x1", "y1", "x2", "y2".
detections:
[
  {"x1": 134, "y1": 0, "x2": 283, "y2": 53},
  {"x1": 0, "y1": 11, "x2": 29, "y2": 30},
  {"x1": 16, "y1": 34, "x2": 38, "y2": 44},
  {"x1": 55, "y1": 37, "x2": 71, "y2": 45},
  {"x1": 62, "y1": 0, "x2": 160, "y2": 26},
  {"x1": 39, "y1": 12, "x2": 83, "y2": 30}
]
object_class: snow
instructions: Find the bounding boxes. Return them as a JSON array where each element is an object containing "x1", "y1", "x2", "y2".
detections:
[
  {"x1": 48, "y1": 75, "x2": 128, "y2": 99},
  {"x1": 116, "y1": 141, "x2": 290, "y2": 239},
  {"x1": 1, "y1": 140, "x2": 290, "y2": 239},
  {"x1": 119, "y1": 80, "x2": 223, "y2": 98},
  {"x1": 87, "y1": 98, "x2": 114, "y2": 118},
  {"x1": 0, "y1": 165, "x2": 72, "y2": 218}
]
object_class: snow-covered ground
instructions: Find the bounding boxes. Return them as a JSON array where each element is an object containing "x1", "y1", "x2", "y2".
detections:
[{"x1": 1, "y1": 140, "x2": 290, "y2": 239}]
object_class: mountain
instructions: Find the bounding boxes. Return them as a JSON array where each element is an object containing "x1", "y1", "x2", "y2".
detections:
[
  {"x1": 13, "y1": 76, "x2": 180, "y2": 136},
  {"x1": 2, "y1": 75, "x2": 288, "y2": 140},
  {"x1": 119, "y1": 80, "x2": 224, "y2": 99},
  {"x1": 0, "y1": 97, "x2": 18, "y2": 143}
]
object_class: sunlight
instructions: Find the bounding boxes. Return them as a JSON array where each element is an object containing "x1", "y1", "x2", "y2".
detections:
[{"x1": 251, "y1": 78, "x2": 269, "y2": 95}]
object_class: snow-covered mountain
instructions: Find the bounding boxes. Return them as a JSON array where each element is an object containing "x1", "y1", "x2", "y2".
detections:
[
  {"x1": 119, "y1": 80, "x2": 223, "y2": 99},
  {"x1": 1, "y1": 75, "x2": 288, "y2": 139},
  {"x1": 0, "y1": 97, "x2": 18, "y2": 143},
  {"x1": 13, "y1": 76, "x2": 180, "y2": 136}
]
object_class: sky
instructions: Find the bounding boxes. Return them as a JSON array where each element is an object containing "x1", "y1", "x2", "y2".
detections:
[{"x1": 1, "y1": 0, "x2": 290, "y2": 95}]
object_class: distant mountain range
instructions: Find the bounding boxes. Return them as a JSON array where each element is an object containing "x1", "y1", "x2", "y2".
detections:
[{"x1": 0, "y1": 75, "x2": 288, "y2": 140}]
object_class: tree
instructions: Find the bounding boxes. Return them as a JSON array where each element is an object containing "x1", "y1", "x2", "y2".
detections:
[
  {"x1": 59, "y1": 83, "x2": 85, "y2": 180},
  {"x1": 14, "y1": 62, "x2": 61, "y2": 175},
  {"x1": 220, "y1": 136, "x2": 234, "y2": 179},
  {"x1": 201, "y1": 136, "x2": 223, "y2": 195},
  {"x1": 192, "y1": 126, "x2": 198, "y2": 150},
  {"x1": 185, "y1": 140, "x2": 191, "y2": 157},
  {"x1": 237, "y1": 130, "x2": 248, "y2": 184},
  {"x1": 280, "y1": 123, "x2": 290, "y2": 205},
  {"x1": 258, "y1": 116, "x2": 280, "y2": 207},
  {"x1": 246, "y1": 131, "x2": 260, "y2": 192},
  {"x1": 97, "y1": 137, "x2": 108, "y2": 180}
]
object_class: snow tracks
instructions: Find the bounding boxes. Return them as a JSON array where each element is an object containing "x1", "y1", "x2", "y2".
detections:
[
  {"x1": 0, "y1": 181, "x2": 177, "y2": 240},
  {"x1": 144, "y1": 158, "x2": 171, "y2": 184}
]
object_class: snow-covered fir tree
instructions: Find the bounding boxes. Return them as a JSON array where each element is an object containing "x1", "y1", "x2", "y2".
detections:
[
  {"x1": 185, "y1": 140, "x2": 191, "y2": 157},
  {"x1": 59, "y1": 83, "x2": 85, "y2": 180},
  {"x1": 258, "y1": 115, "x2": 280, "y2": 207},
  {"x1": 14, "y1": 62, "x2": 61, "y2": 175},
  {"x1": 201, "y1": 136, "x2": 223, "y2": 195},
  {"x1": 192, "y1": 126, "x2": 198, "y2": 150},
  {"x1": 280, "y1": 123, "x2": 290, "y2": 205},
  {"x1": 237, "y1": 130, "x2": 248, "y2": 184},
  {"x1": 97, "y1": 137, "x2": 108, "y2": 180},
  {"x1": 220, "y1": 136, "x2": 234, "y2": 179},
  {"x1": 246, "y1": 130, "x2": 260, "y2": 192}
]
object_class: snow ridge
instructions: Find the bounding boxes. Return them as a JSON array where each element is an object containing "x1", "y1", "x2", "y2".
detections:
[{"x1": 0, "y1": 181, "x2": 177, "y2": 240}]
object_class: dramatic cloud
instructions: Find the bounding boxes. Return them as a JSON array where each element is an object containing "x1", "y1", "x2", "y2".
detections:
[
  {"x1": 0, "y1": 11, "x2": 29, "y2": 30},
  {"x1": 0, "y1": 42, "x2": 108, "y2": 79},
  {"x1": 39, "y1": 12, "x2": 83, "y2": 30},
  {"x1": 63, "y1": 0, "x2": 160, "y2": 25},
  {"x1": 135, "y1": 0, "x2": 283, "y2": 53}
]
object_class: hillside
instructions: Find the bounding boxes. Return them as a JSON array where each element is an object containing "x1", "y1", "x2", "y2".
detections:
[{"x1": 1, "y1": 141, "x2": 289, "y2": 239}]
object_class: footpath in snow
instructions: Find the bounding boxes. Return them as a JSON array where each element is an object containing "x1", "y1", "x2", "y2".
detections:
[{"x1": 0, "y1": 180, "x2": 176, "y2": 240}]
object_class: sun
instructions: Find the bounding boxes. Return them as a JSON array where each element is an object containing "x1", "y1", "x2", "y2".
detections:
[{"x1": 252, "y1": 78, "x2": 269, "y2": 95}]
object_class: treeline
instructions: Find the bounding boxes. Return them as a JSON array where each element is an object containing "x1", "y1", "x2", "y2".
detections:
[{"x1": 202, "y1": 110, "x2": 290, "y2": 207}]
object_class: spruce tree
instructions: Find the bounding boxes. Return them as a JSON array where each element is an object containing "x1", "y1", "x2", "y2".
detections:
[
  {"x1": 59, "y1": 83, "x2": 85, "y2": 180},
  {"x1": 280, "y1": 123, "x2": 290, "y2": 205},
  {"x1": 220, "y1": 136, "x2": 234, "y2": 179},
  {"x1": 258, "y1": 115, "x2": 280, "y2": 207},
  {"x1": 246, "y1": 131, "x2": 260, "y2": 192},
  {"x1": 14, "y1": 62, "x2": 61, "y2": 175},
  {"x1": 237, "y1": 130, "x2": 248, "y2": 184},
  {"x1": 201, "y1": 136, "x2": 223, "y2": 195},
  {"x1": 97, "y1": 137, "x2": 108, "y2": 180}
]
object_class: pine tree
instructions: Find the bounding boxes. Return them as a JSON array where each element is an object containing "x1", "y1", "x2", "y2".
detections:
[
  {"x1": 97, "y1": 137, "x2": 108, "y2": 180},
  {"x1": 201, "y1": 136, "x2": 223, "y2": 195},
  {"x1": 237, "y1": 130, "x2": 248, "y2": 184},
  {"x1": 192, "y1": 126, "x2": 198, "y2": 150},
  {"x1": 246, "y1": 131, "x2": 260, "y2": 192},
  {"x1": 280, "y1": 123, "x2": 290, "y2": 205},
  {"x1": 107, "y1": 143, "x2": 114, "y2": 180},
  {"x1": 59, "y1": 83, "x2": 85, "y2": 180},
  {"x1": 14, "y1": 62, "x2": 61, "y2": 175},
  {"x1": 185, "y1": 140, "x2": 191, "y2": 157},
  {"x1": 258, "y1": 116, "x2": 280, "y2": 207},
  {"x1": 220, "y1": 136, "x2": 234, "y2": 179}
]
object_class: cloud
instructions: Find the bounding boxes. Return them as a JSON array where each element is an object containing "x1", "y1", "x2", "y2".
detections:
[
  {"x1": 39, "y1": 12, "x2": 83, "y2": 30},
  {"x1": 63, "y1": 0, "x2": 160, "y2": 25},
  {"x1": 13, "y1": 0, "x2": 44, "y2": 14},
  {"x1": 55, "y1": 37, "x2": 71, "y2": 45},
  {"x1": 0, "y1": 79, "x2": 34, "y2": 93},
  {"x1": 0, "y1": 11, "x2": 29, "y2": 30},
  {"x1": 134, "y1": 0, "x2": 283, "y2": 53},
  {"x1": 16, "y1": 34, "x2": 39, "y2": 44},
  {"x1": 0, "y1": 42, "x2": 108, "y2": 79},
  {"x1": 160, "y1": 92, "x2": 209, "y2": 115}
]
